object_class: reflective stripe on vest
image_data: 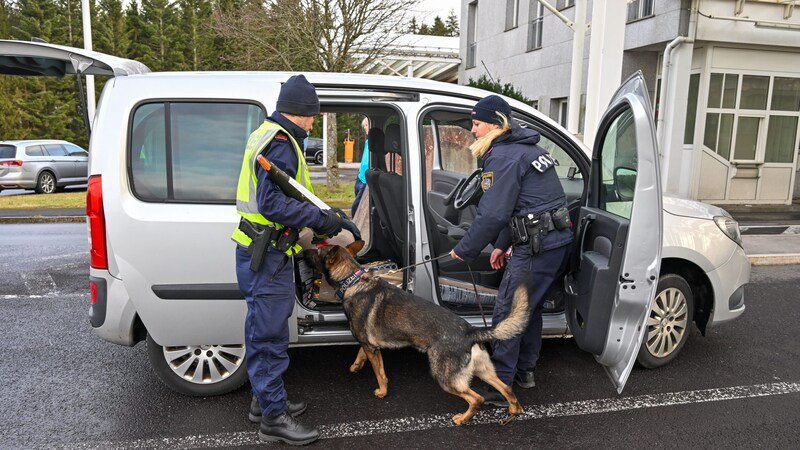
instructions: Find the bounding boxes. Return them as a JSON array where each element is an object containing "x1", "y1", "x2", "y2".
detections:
[{"x1": 232, "y1": 120, "x2": 314, "y2": 254}]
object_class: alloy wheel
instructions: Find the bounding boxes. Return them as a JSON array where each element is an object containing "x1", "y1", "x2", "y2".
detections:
[
  {"x1": 645, "y1": 287, "x2": 689, "y2": 358},
  {"x1": 162, "y1": 344, "x2": 246, "y2": 384}
]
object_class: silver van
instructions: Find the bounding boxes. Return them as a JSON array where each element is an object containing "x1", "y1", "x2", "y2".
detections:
[
  {"x1": 0, "y1": 139, "x2": 88, "y2": 193},
  {"x1": 0, "y1": 40, "x2": 749, "y2": 397}
]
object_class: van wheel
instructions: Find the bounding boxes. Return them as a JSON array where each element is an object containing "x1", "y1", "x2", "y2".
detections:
[
  {"x1": 315, "y1": 152, "x2": 323, "y2": 165},
  {"x1": 35, "y1": 171, "x2": 56, "y2": 194},
  {"x1": 636, "y1": 274, "x2": 694, "y2": 369},
  {"x1": 146, "y1": 334, "x2": 248, "y2": 396}
]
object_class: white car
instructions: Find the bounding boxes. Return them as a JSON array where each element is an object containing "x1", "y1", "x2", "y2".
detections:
[{"x1": 0, "y1": 40, "x2": 749, "y2": 397}]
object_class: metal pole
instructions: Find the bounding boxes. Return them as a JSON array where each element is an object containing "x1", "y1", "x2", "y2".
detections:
[
  {"x1": 81, "y1": 0, "x2": 95, "y2": 130},
  {"x1": 567, "y1": 1, "x2": 587, "y2": 136}
]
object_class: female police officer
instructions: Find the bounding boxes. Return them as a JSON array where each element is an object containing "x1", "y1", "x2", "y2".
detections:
[{"x1": 450, "y1": 95, "x2": 573, "y2": 405}]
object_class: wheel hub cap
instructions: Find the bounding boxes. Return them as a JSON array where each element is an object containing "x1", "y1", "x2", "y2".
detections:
[
  {"x1": 162, "y1": 344, "x2": 246, "y2": 384},
  {"x1": 645, "y1": 287, "x2": 689, "y2": 358}
]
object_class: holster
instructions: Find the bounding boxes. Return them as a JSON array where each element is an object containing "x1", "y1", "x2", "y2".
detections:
[
  {"x1": 238, "y1": 219, "x2": 282, "y2": 272},
  {"x1": 510, "y1": 212, "x2": 556, "y2": 255}
]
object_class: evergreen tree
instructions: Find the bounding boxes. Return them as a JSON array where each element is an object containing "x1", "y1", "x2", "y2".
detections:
[
  {"x1": 53, "y1": 0, "x2": 84, "y2": 46},
  {"x1": 445, "y1": 9, "x2": 458, "y2": 36},
  {"x1": 417, "y1": 23, "x2": 429, "y2": 35},
  {"x1": 468, "y1": 74, "x2": 533, "y2": 104},
  {"x1": 139, "y1": 0, "x2": 184, "y2": 71},
  {"x1": 95, "y1": 0, "x2": 129, "y2": 57},
  {"x1": 178, "y1": 0, "x2": 214, "y2": 70},
  {"x1": 0, "y1": 0, "x2": 13, "y2": 38},
  {"x1": 407, "y1": 16, "x2": 417, "y2": 34},
  {"x1": 430, "y1": 16, "x2": 447, "y2": 36},
  {"x1": 125, "y1": 1, "x2": 152, "y2": 62}
]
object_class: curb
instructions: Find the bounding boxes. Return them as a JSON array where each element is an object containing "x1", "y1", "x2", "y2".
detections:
[
  {"x1": 0, "y1": 216, "x2": 85, "y2": 224},
  {"x1": 748, "y1": 254, "x2": 800, "y2": 266}
]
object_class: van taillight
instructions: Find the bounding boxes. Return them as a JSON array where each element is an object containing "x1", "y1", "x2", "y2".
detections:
[
  {"x1": 0, "y1": 160, "x2": 23, "y2": 166},
  {"x1": 87, "y1": 175, "x2": 108, "y2": 269}
]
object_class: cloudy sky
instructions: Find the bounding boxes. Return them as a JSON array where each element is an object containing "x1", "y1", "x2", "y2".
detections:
[{"x1": 413, "y1": 0, "x2": 460, "y2": 22}]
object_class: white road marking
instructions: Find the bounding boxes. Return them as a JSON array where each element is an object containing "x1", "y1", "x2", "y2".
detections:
[
  {"x1": 54, "y1": 381, "x2": 800, "y2": 450},
  {"x1": 0, "y1": 293, "x2": 88, "y2": 300}
]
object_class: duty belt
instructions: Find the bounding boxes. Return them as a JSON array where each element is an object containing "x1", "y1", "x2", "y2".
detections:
[
  {"x1": 510, "y1": 213, "x2": 552, "y2": 251},
  {"x1": 238, "y1": 218, "x2": 299, "y2": 271}
]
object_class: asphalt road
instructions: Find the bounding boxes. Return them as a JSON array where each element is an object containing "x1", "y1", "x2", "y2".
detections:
[{"x1": 1, "y1": 223, "x2": 799, "y2": 449}]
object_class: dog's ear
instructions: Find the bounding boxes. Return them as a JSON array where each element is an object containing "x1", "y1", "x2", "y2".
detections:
[
  {"x1": 325, "y1": 245, "x2": 345, "y2": 267},
  {"x1": 345, "y1": 240, "x2": 365, "y2": 256}
]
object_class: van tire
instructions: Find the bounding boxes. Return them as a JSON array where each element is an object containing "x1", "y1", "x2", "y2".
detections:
[
  {"x1": 146, "y1": 334, "x2": 248, "y2": 396},
  {"x1": 35, "y1": 171, "x2": 56, "y2": 194},
  {"x1": 636, "y1": 274, "x2": 694, "y2": 369},
  {"x1": 314, "y1": 151, "x2": 323, "y2": 165}
]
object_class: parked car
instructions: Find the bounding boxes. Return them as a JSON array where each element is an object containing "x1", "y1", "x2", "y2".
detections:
[
  {"x1": 0, "y1": 139, "x2": 88, "y2": 193},
  {"x1": 0, "y1": 40, "x2": 749, "y2": 397},
  {"x1": 304, "y1": 137, "x2": 324, "y2": 165}
]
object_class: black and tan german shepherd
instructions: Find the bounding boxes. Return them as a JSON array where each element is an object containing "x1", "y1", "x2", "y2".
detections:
[{"x1": 301, "y1": 240, "x2": 530, "y2": 425}]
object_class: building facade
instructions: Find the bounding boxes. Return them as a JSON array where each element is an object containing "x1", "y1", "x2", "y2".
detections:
[{"x1": 459, "y1": 0, "x2": 800, "y2": 205}]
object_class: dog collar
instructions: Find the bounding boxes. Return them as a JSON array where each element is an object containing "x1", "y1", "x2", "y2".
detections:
[{"x1": 336, "y1": 269, "x2": 366, "y2": 299}]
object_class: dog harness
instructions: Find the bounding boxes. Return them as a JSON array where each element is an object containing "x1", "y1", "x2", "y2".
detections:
[{"x1": 336, "y1": 269, "x2": 366, "y2": 300}]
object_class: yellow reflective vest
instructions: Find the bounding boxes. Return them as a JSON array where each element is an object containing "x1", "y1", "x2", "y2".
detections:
[{"x1": 231, "y1": 120, "x2": 314, "y2": 255}]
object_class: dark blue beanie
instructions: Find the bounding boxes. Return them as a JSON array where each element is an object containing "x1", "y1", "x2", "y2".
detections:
[
  {"x1": 471, "y1": 95, "x2": 511, "y2": 125},
  {"x1": 277, "y1": 74, "x2": 320, "y2": 116}
]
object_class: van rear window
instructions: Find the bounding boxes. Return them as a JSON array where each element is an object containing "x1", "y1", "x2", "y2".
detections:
[
  {"x1": 130, "y1": 102, "x2": 265, "y2": 202},
  {"x1": 0, "y1": 145, "x2": 14, "y2": 158}
]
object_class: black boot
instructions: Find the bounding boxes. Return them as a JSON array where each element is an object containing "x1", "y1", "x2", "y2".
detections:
[
  {"x1": 475, "y1": 385, "x2": 509, "y2": 408},
  {"x1": 249, "y1": 395, "x2": 307, "y2": 423},
  {"x1": 514, "y1": 369, "x2": 535, "y2": 389},
  {"x1": 259, "y1": 411, "x2": 320, "y2": 445}
]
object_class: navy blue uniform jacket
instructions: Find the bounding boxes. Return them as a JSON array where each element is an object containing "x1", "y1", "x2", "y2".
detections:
[
  {"x1": 255, "y1": 112, "x2": 326, "y2": 230},
  {"x1": 453, "y1": 125, "x2": 573, "y2": 261}
]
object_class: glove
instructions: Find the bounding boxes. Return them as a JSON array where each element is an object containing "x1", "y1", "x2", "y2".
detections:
[{"x1": 314, "y1": 209, "x2": 343, "y2": 237}]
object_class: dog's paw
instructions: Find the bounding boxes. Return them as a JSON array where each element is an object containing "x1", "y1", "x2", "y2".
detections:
[
  {"x1": 452, "y1": 413, "x2": 468, "y2": 425},
  {"x1": 349, "y1": 362, "x2": 364, "y2": 373},
  {"x1": 509, "y1": 403, "x2": 524, "y2": 416},
  {"x1": 373, "y1": 387, "x2": 387, "y2": 398}
]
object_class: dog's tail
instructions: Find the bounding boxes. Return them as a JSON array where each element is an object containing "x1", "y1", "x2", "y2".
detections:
[{"x1": 470, "y1": 281, "x2": 530, "y2": 342}]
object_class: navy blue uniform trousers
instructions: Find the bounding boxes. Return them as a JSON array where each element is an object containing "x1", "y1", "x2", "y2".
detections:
[
  {"x1": 491, "y1": 242, "x2": 571, "y2": 385},
  {"x1": 236, "y1": 244, "x2": 294, "y2": 417}
]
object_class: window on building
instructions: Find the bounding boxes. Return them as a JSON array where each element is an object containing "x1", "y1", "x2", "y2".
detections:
[
  {"x1": 527, "y1": 1, "x2": 543, "y2": 51},
  {"x1": 466, "y1": 2, "x2": 478, "y2": 68},
  {"x1": 627, "y1": 0, "x2": 654, "y2": 22},
  {"x1": 506, "y1": 0, "x2": 520, "y2": 30},
  {"x1": 551, "y1": 98, "x2": 568, "y2": 127},
  {"x1": 683, "y1": 74, "x2": 701, "y2": 145},
  {"x1": 556, "y1": 0, "x2": 575, "y2": 10},
  {"x1": 703, "y1": 73, "x2": 800, "y2": 164}
]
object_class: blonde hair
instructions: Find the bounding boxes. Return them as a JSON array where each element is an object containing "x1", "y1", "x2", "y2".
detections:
[{"x1": 469, "y1": 112, "x2": 511, "y2": 157}]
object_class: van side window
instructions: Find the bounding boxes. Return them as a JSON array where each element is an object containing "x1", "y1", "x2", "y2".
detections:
[{"x1": 130, "y1": 102, "x2": 265, "y2": 202}]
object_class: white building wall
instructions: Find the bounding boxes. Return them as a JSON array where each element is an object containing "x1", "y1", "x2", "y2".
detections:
[{"x1": 459, "y1": 0, "x2": 800, "y2": 203}]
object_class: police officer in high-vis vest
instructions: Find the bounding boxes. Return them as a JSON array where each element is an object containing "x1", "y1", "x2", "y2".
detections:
[
  {"x1": 450, "y1": 95, "x2": 573, "y2": 407},
  {"x1": 233, "y1": 75, "x2": 342, "y2": 445}
]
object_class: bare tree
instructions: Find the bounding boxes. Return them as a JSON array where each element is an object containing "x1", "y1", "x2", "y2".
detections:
[{"x1": 212, "y1": 0, "x2": 420, "y2": 72}]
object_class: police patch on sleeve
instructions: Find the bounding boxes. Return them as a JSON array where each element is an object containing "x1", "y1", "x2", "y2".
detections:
[
  {"x1": 531, "y1": 153, "x2": 556, "y2": 173},
  {"x1": 481, "y1": 172, "x2": 493, "y2": 192}
]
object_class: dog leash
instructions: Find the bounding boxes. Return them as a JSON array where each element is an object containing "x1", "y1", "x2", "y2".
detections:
[
  {"x1": 376, "y1": 253, "x2": 490, "y2": 328},
  {"x1": 381, "y1": 253, "x2": 451, "y2": 276}
]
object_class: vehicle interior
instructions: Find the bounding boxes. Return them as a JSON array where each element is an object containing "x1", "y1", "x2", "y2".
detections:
[
  {"x1": 297, "y1": 103, "x2": 599, "y2": 319},
  {"x1": 420, "y1": 107, "x2": 589, "y2": 316}
]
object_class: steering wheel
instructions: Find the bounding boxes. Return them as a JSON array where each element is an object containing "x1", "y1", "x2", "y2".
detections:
[{"x1": 453, "y1": 169, "x2": 484, "y2": 210}]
